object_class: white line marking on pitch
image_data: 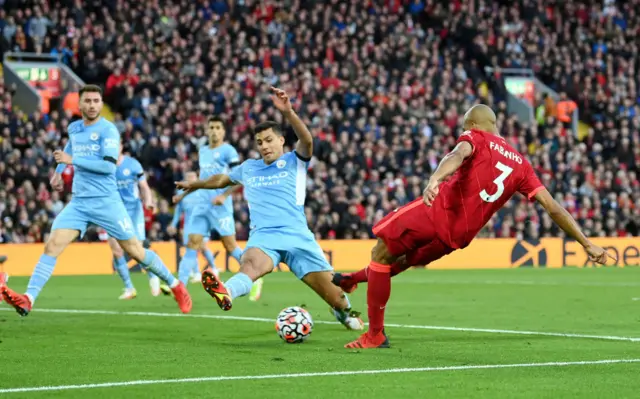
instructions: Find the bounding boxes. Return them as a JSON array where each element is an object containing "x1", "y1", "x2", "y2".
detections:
[
  {"x1": 1, "y1": 359, "x2": 639, "y2": 394},
  {"x1": 1, "y1": 307, "x2": 639, "y2": 342}
]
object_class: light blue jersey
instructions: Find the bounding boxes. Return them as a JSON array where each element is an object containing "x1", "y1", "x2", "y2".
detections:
[
  {"x1": 115, "y1": 156, "x2": 146, "y2": 241},
  {"x1": 186, "y1": 143, "x2": 239, "y2": 238},
  {"x1": 227, "y1": 151, "x2": 331, "y2": 279},
  {"x1": 172, "y1": 189, "x2": 209, "y2": 245},
  {"x1": 198, "y1": 143, "x2": 240, "y2": 216},
  {"x1": 228, "y1": 151, "x2": 309, "y2": 233},
  {"x1": 51, "y1": 118, "x2": 135, "y2": 240},
  {"x1": 116, "y1": 156, "x2": 145, "y2": 211}
]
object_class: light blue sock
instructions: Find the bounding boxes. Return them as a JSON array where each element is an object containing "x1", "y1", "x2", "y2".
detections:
[
  {"x1": 230, "y1": 247, "x2": 243, "y2": 263},
  {"x1": 201, "y1": 248, "x2": 215, "y2": 270},
  {"x1": 178, "y1": 248, "x2": 198, "y2": 285},
  {"x1": 26, "y1": 254, "x2": 57, "y2": 303},
  {"x1": 147, "y1": 270, "x2": 159, "y2": 280},
  {"x1": 225, "y1": 272, "x2": 253, "y2": 300},
  {"x1": 141, "y1": 249, "x2": 177, "y2": 287},
  {"x1": 332, "y1": 293, "x2": 353, "y2": 323},
  {"x1": 114, "y1": 256, "x2": 134, "y2": 289}
]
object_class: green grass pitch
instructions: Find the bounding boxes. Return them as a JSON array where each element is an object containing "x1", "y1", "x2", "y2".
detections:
[{"x1": 1, "y1": 268, "x2": 640, "y2": 398}]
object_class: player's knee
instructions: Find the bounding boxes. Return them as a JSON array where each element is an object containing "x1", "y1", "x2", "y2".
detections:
[
  {"x1": 186, "y1": 234, "x2": 203, "y2": 250},
  {"x1": 111, "y1": 246, "x2": 124, "y2": 259},
  {"x1": 43, "y1": 239, "x2": 64, "y2": 257},
  {"x1": 239, "y1": 258, "x2": 271, "y2": 281},
  {"x1": 372, "y1": 239, "x2": 395, "y2": 264}
]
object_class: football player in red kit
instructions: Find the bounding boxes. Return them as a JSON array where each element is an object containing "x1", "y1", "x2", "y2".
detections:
[{"x1": 338, "y1": 104, "x2": 616, "y2": 349}]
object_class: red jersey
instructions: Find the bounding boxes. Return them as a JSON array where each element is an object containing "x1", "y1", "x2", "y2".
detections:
[{"x1": 432, "y1": 129, "x2": 544, "y2": 249}]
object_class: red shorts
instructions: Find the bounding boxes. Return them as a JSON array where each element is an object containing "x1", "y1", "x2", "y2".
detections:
[{"x1": 373, "y1": 199, "x2": 455, "y2": 266}]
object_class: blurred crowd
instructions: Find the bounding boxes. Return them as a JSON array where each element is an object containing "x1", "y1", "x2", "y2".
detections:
[{"x1": 0, "y1": 0, "x2": 638, "y2": 246}]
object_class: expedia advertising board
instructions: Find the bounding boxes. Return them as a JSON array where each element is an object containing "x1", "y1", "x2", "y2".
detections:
[{"x1": 0, "y1": 238, "x2": 637, "y2": 276}]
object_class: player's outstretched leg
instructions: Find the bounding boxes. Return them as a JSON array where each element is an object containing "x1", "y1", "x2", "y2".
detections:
[
  {"x1": 1, "y1": 229, "x2": 79, "y2": 316},
  {"x1": 141, "y1": 239, "x2": 162, "y2": 296},
  {"x1": 119, "y1": 238, "x2": 192, "y2": 313},
  {"x1": 221, "y1": 235, "x2": 263, "y2": 302},
  {"x1": 333, "y1": 256, "x2": 411, "y2": 293},
  {"x1": 345, "y1": 239, "x2": 396, "y2": 349},
  {"x1": 301, "y1": 271, "x2": 365, "y2": 331},
  {"x1": 202, "y1": 248, "x2": 271, "y2": 311},
  {"x1": 108, "y1": 237, "x2": 137, "y2": 300}
]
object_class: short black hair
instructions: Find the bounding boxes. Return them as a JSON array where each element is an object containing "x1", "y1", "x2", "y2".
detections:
[
  {"x1": 207, "y1": 116, "x2": 224, "y2": 125},
  {"x1": 253, "y1": 121, "x2": 283, "y2": 136},
  {"x1": 79, "y1": 84, "x2": 103, "y2": 98}
]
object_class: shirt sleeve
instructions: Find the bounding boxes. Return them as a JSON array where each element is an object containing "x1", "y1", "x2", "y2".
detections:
[
  {"x1": 226, "y1": 145, "x2": 241, "y2": 167},
  {"x1": 456, "y1": 130, "x2": 480, "y2": 158},
  {"x1": 227, "y1": 160, "x2": 245, "y2": 184},
  {"x1": 133, "y1": 159, "x2": 146, "y2": 181},
  {"x1": 518, "y1": 161, "x2": 545, "y2": 200}
]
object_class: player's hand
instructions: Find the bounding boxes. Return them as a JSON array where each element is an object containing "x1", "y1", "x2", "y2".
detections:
[
  {"x1": 144, "y1": 200, "x2": 157, "y2": 213},
  {"x1": 50, "y1": 173, "x2": 64, "y2": 192},
  {"x1": 212, "y1": 195, "x2": 226, "y2": 206},
  {"x1": 54, "y1": 150, "x2": 72, "y2": 165},
  {"x1": 270, "y1": 86, "x2": 293, "y2": 114},
  {"x1": 167, "y1": 225, "x2": 177, "y2": 236},
  {"x1": 175, "y1": 180, "x2": 192, "y2": 190},
  {"x1": 584, "y1": 242, "x2": 618, "y2": 265},
  {"x1": 422, "y1": 179, "x2": 440, "y2": 206}
]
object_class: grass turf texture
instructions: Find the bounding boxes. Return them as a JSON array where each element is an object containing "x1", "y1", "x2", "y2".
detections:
[{"x1": 1, "y1": 268, "x2": 640, "y2": 398}]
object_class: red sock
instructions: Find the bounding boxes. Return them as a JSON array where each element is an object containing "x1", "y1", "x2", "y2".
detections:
[
  {"x1": 350, "y1": 261, "x2": 409, "y2": 284},
  {"x1": 348, "y1": 267, "x2": 368, "y2": 283},
  {"x1": 366, "y1": 261, "x2": 391, "y2": 336}
]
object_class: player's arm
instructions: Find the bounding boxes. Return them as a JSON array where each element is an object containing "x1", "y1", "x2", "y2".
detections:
[
  {"x1": 54, "y1": 141, "x2": 72, "y2": 174},
  {"x1": 138, "y1": 176, "x2": 155, "y2": 211},
  {"x1": 51, "y1": 141, "x2": 71, "y2": 191},
  {"x1": 175, "y1": 174, "x2": 235, "y2": 203},
  {"x1": 423, "y1": 142, "x2": 473, "y2": 206},
  {"x1": 170, "y1": 200, "x2": 183, "y2": 228},
  {"x1": 213, "y1": 184, "x2": 242, "y2": 205},
  {"x1": 534, "y1": 189, "x2": 616, "y2": 264},
  {"x1": 55, "y1": 128, "x2": 119, "y2": 174},
  {"x1": 271, "y1": 86, "x2": 313, "y2": 159}
]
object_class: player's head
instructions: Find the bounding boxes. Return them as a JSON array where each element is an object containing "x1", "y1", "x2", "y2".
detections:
[
  {"x1": 253, "y1": 121, "x2": 285, "y2": 164},
  {"x1": 462, "y1": 104, "x2": 498, "y2": 134},
  {"x1": 185, "y1": 171, "x2": 198, "y2": 182},
  {"x1": 207, "y1": 116, "x2": 226, "y2": 145},
  {"x1": 79, "y1": 84, "x2": 103, "y2": 122}
]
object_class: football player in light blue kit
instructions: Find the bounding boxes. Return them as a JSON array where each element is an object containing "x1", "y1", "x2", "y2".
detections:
[
  {"x1": 172, "y1": 117, "x2": 263, "y2": 300},
  {"x1": 111, "y1": 144, "x2": 161, "y2": 300},
  {"x1": 168, "y1": 171, "x2": 218, "y2": 283},
  {"x1": 175, "y1": 87, "x2": 363, "y2": 330},
  {"x1": 0, "y1": 85, "x2": 192, "y2": 316}
]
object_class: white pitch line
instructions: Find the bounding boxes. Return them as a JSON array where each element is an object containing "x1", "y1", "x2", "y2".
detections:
[
  {"x1": 1, "y1": 307, "x2": 639, "y2": 342},
  {"x1": 392, "y1": 279, "x2": 640, "y2": 287},
  {"x1": 1, "y1": 359, "x2": 639, "y2": 394}
]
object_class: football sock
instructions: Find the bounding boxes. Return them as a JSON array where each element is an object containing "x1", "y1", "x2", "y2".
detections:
[
  {"x1": 178, "y1": 248, "x2": 198, "y2": 285},
  {"x1": 25, "y1": 254, "x2": 57, "y2": 304},
  {"x1": 350, "y1": 260, "x2": 409, "y2": 284},
  {"x1": 332, "y1": 293, "x2": 353, "y2": 323},
  {"x1": 201, "y1": 248, "x2": 216, "y2": 270},
  {"x1": 225, "y1": 272, "x2": 253, "y2": 300},
  {"x1": 114, "y1": 256, "x2": 134, "y2": 289},
  {"x1": 230, "y1": 247, "x2": 243, "y2": 263},
  {"x1": 366, "y1": 261, "x2": 391, "y2": 336},
  {"x1": 141, "y1": 249, "x2": 178, "y2": 288}
]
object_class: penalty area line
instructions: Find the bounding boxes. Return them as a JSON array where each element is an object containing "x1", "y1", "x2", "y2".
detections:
[
  {"x1": 1, "y1": 359, "x2": 639, "y2": 393},
  {"x1": 1, "y1": 307, "x2": 639, "y2": 342}
]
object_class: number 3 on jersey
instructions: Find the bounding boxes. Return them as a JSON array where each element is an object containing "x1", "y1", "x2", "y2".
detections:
[{"x1": 480, "y1": 162, "x2": 513, "y2": 203}]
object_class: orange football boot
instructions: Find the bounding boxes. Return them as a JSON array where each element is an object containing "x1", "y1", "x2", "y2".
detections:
[
  {"x1": 1, "y1": 286, "x2": 32, "y2": 317},
  {"x1": 171, "y1": 282, "x2": 192, "y2": 314},
  {"x1": 345, "y1": 330, "x2": 390, "y2": 349},
  {"x1": 201, "y1": 268, "x2": 232, "y2": 311}
]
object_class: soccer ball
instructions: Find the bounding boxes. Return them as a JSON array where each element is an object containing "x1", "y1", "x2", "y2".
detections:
[{"x1": 275, "y1": 306, "x2": 314, "y2": 343}]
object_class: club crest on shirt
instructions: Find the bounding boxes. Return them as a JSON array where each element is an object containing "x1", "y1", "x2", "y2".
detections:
[
  {"x1": 276, "y1": 160, "x2": 286, "y2": 169},
  {"x1": 214, "y1": 152, "x2": 221, "y2": 159},
  {"x1": 90, "y1": 133, "x2": 99, "y2": 141},
  {"x1": 123, "y1": 169, "x2": 130, "y2": 176}
]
